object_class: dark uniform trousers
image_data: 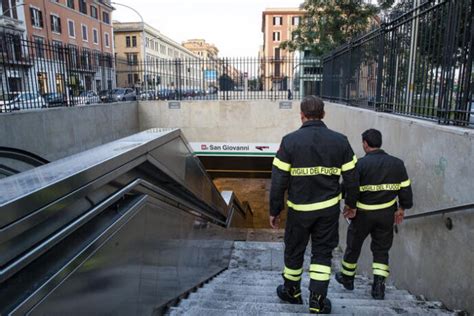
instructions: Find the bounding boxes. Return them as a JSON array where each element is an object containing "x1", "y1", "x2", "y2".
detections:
[
  {"x1": 341, "y1": 206, "x2": 395, "y2": 278},
  {"x1": 283, "y1": 206, "x2": 340, "y2": 297}
]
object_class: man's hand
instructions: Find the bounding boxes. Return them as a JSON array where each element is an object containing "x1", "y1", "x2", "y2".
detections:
[
  {"x1": 394, "y1": 208, "x2": 405, "y2": 225},
  {"x1": 343, "y1": 205, "x2": 357, "y2": 219},
  {"x1": 269, "y1": 215, "x2": 280, "y2": 229}
]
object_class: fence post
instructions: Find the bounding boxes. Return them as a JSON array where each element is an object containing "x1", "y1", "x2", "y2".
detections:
[{"x1": 376, "y1": 24, "x2": 385, "y2": 111}]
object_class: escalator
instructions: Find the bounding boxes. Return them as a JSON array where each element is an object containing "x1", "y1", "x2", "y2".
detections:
[
  {"x1": 0, "y1": 128, "x2": 251, "y2": 315},
  {"x1": 0, "y1": 147, "x2": 49, "y2": 178}
]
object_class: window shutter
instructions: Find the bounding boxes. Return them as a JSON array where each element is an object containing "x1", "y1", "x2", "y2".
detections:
[
  {"x1": 39, "y1": 10, "x2": 43, "y2": 27},
  {"x1": 50, "y1": 15, "x2": 54, "y2": 30},
  {"x1": 30, "y1": 8, "x2": 35, "y2": 25},
  {"x1": 58, "y1": 17, "x2": 61, "y2": 33}
]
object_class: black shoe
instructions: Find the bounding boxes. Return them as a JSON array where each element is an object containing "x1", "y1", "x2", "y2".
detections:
[
  {"x1": 335, "y1": 272, "x2": 354, "y2": 290},
  {"x1": 372, "y1": 275, "x2": 386, "y2": 300},
  {"x1": 276, "y1": 284, "x2": 303, "y2": 304},
  {"x1": 309, "y1": 292, "x2": 331, "y2": 314}
]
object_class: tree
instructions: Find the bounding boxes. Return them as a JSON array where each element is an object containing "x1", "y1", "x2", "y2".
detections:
[{"x1": 280, "y1": 0, "x2": 396, "y2": 56}]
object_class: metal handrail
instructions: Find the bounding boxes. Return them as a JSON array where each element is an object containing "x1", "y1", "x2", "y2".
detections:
[{"x1": 404, "y1": 203, "x2": 474, "y2": 220}]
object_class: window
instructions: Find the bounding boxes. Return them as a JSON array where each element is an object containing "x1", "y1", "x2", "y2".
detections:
[
  {"x1": 33, "y1": 36, "x2": 45, "y2": 58},
  {"x1": 272, "y1": 31, "x2": 280, "y2": 41},
  {"x1": 3, "y1": 0, "x2": 18, "y2": 19},
  {"x1": 37, "y1": 72, "x2": 48, "y2": 94},
  {"x1": 56, "y1": 74, "x2": 64, "y2": 94},
  {"x1": 102, "y1": 11, "x2": 110, "y2": 24},
  {"x1": 128, "y1": 73, "x2": 133, "y2": 85},
  {"x1": 79, "y1": 0, "x2": 87, "y2": 14},
  {"x1": 104, "y1": 32, "x2": 110, "y2": 47},
  {"x1": 81, "y1": 24, "x2": 88, "y2": 42},
  {"x1": 133, "y1": 73, "x2": 139, "y2": 84},
  {"x1": 292, "y1": 16, "x2": 300, "y2": 26},
  {"x1": 160, "y1": 44, "x2": 166, "y2": 54},
  {"x1": 132, "y1": 36, "x2": 137, "y2": 47},
  {"x1": 68, "y1": 19, "x2": 75, "y2": 38},
  {"x1": 67, "y1": 0, "x2": 74, "y2": 9},
  {"x1": 126, "y1": 36, "x2": 131, "y2": 47},
  {"x1": 30, "y1": 7, "x2": 43, "y2": 28},
  {"x1": 126, "y1": 53, "x2": 138, "y2": 65},
  {"x1": 273, "y1": 16, "x2": 282, "y2": 26},
  {"x1": 93, "y1": 28, "x2": 98, "y2": 44},
  {"x1": 90, "y1": 6, "x2": 98, "y2": 19},
  {"x1": 52, "y1": 40, "x2": 63, "y2": 59},
  {"x1": 50, "y1": 15, "x2": 61, "y2": 33}
]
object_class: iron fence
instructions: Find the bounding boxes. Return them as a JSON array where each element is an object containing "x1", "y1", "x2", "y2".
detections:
[
  {"x1": 322, "y1": 0, "x2": 474, "y2": 127},
  {"x1": 115, "y1": 55, "x2": 321, "y2": 101},
  {"x1": 0, "y1": 33, "x2": 115, "y2": 112}
]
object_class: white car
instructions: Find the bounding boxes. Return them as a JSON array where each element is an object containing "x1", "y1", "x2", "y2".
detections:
[
  {"x1": 0, "y1": 92, "x2": 46, "y2": 112},
  {"x1": 74, "y1": 91, "x2": 100, "y2": 105}
]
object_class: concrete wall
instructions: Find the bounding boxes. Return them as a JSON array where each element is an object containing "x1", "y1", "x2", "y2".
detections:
[
  {"x1": 139, "y1": 100, "x2": 474, "y2": 313},
  {"x1": 0, "y1": 102, "x2": 139, "y2": 162}
]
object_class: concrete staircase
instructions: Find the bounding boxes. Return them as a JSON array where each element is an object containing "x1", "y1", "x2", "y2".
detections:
[{"x1": 167, "y1": 242, "x2": 457, "y2": 315}]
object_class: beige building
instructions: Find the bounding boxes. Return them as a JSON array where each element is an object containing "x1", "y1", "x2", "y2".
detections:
[
  {"x1": 182, "y1": 39, "x2": 218, "y2": 60},
  {"x1": 113, "y1": 21, "x2": 200, "y2": 90},
  {"x1": 261, "y1": 7, "x2": 303, "y2": 91},
  {"x1": 182, "y1": 39, "x2": 220, "y2": 89}
]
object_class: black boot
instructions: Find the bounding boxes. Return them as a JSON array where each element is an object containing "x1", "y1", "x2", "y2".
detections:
[
  {"x1": 335, "y1": 272, "x2": 354, "y2": 290},
  {"x1": 309, "y1": 292, "x2": 331, "y2": 314},
  {"x1": 371, "y1": 275, "x2": 386, "y2": 300},
  {"x1": 276, "y1": 284, "x2": 303, "y2": 304}
]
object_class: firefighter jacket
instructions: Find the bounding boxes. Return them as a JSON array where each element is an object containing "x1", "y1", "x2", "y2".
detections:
[
  {"x1": 270, "y1": 120, "x2": 359, "y2": 216},
  {"x1": 356, "y1": 149, "x2": 413, "y2": 211}
]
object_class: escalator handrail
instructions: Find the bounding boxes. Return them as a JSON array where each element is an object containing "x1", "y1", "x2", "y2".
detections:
[
  {"x1": 0, "y1": 147, "x2": 49, "y2": 167},
  {"x1": 0, "y1": 177, "x2": 228, "y2": 283}
]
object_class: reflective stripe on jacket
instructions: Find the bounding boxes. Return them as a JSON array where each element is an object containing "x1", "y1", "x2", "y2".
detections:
[
  {"x1": 270, "y1": 120, "x2": 359, "y2": 216},
  {"x1": 356, "y1": 149, "x2": 413, "y2": 211}
]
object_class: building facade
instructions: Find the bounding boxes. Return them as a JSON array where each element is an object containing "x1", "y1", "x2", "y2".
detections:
[
  {"x1": 261, "y1": 7, "x2": 303, "y2": 91},
  {"x1": 182, "y1": 39, "x2": 219, "y2": 89},
  {"x1": 113, "y1": 21, "x2": 200, "y2": 92},
  {"x1": 0, "y1": 0, "x2": 115, "y2": 98}
]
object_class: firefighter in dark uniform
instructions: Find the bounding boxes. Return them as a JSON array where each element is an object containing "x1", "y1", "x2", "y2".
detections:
[
  {"x1": 336, "y1": 129, "x2": 413, "y2": 300},
  {"x1": 270, "y1": 96, "x2": 359, "y2": 314}
]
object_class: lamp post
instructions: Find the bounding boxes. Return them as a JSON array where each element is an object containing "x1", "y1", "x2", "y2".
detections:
[{"x1": 111, "y1": 2, "x2": 148, "y2": 92}]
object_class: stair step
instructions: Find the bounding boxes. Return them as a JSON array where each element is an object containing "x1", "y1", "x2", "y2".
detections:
[
  {"x1": 167, "y1": 306, "x2": 349, "y2": 316},
  {"x1": 188, "y1": 292, "x2": 418, "y2": 302},
  {"x1": 202, "y1": 283, "x2": 403, "y2": 293},
  {"x1": 174, "y1": 300, "x2": 454, "y2": 315},
  {"x1": 197, "y1": 286, "x2": 411, "y2": 297}
]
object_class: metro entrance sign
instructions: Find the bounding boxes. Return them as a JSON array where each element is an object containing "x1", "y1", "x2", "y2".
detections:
[{"x1": 190, "y1": 142, "x2": 279, "y2": 157}]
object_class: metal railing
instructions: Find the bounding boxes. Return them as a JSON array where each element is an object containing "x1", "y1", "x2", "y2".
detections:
[
  {"x1": 322, "y1": 0, "x2": 473, "y2": 127},
  {"x1": 0, "y1": 33, "x2": 115, "y2": 112},
  {"x1": 115, "y1": 55, "x2": 321, "y2": 101},
  {"x1": 405, "y1": 203, "x2": 474, "y2": 220}
]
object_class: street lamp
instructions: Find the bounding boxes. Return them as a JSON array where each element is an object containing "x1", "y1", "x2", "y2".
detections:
[{"x1": 110, "y1": 1, "x2": 148, "y2": 92}]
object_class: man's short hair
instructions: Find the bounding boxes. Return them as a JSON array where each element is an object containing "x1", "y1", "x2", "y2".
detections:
[
  {"x1": 362, "y1": 129, "x2": 382, "y2": 148},
  {"x1": 300, "y1": 95, "x2": 324, "y2": 119}
]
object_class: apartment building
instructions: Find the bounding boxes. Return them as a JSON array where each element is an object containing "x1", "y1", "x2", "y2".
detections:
[
  {"x1": 0, "y1": 0, "x2": 115, "y2": 96},
  {"x1": 113, "y1": 21, "x2": 200, "y2": 91},
  {"x1": 261, "y1": 7, "x2": 303, "y2": 91},
  {"x1": 182, "y1": 39, "x2": 219, "y2": 88}
]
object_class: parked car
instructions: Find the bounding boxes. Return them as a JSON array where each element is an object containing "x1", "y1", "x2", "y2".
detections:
[
  {"x1": 43, "y1": 92, "x2": 66, "y2": 107},
  {"x1": 74, "y1": 91, "x2": 100, "y2": 105},
  {"x1": 99, "y1": 90, "x2": 113, "y2": 103},
  {"x1": 157, "y1": 88, "x2": 176, "y2": 100},
  {"x1": 140, "y1": 90, "x2": 157, "y2": 100},
  {"x1": 111, "y1": 88, "x2": 137, "y2": 101},
  {"x1": 0, "y1": 92, "x2": 46, "y2": 112}
]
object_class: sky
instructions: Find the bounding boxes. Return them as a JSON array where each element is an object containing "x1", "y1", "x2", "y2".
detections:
[{"x1": 112, "y1": 0, "x2": 303, "y2": 57}]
